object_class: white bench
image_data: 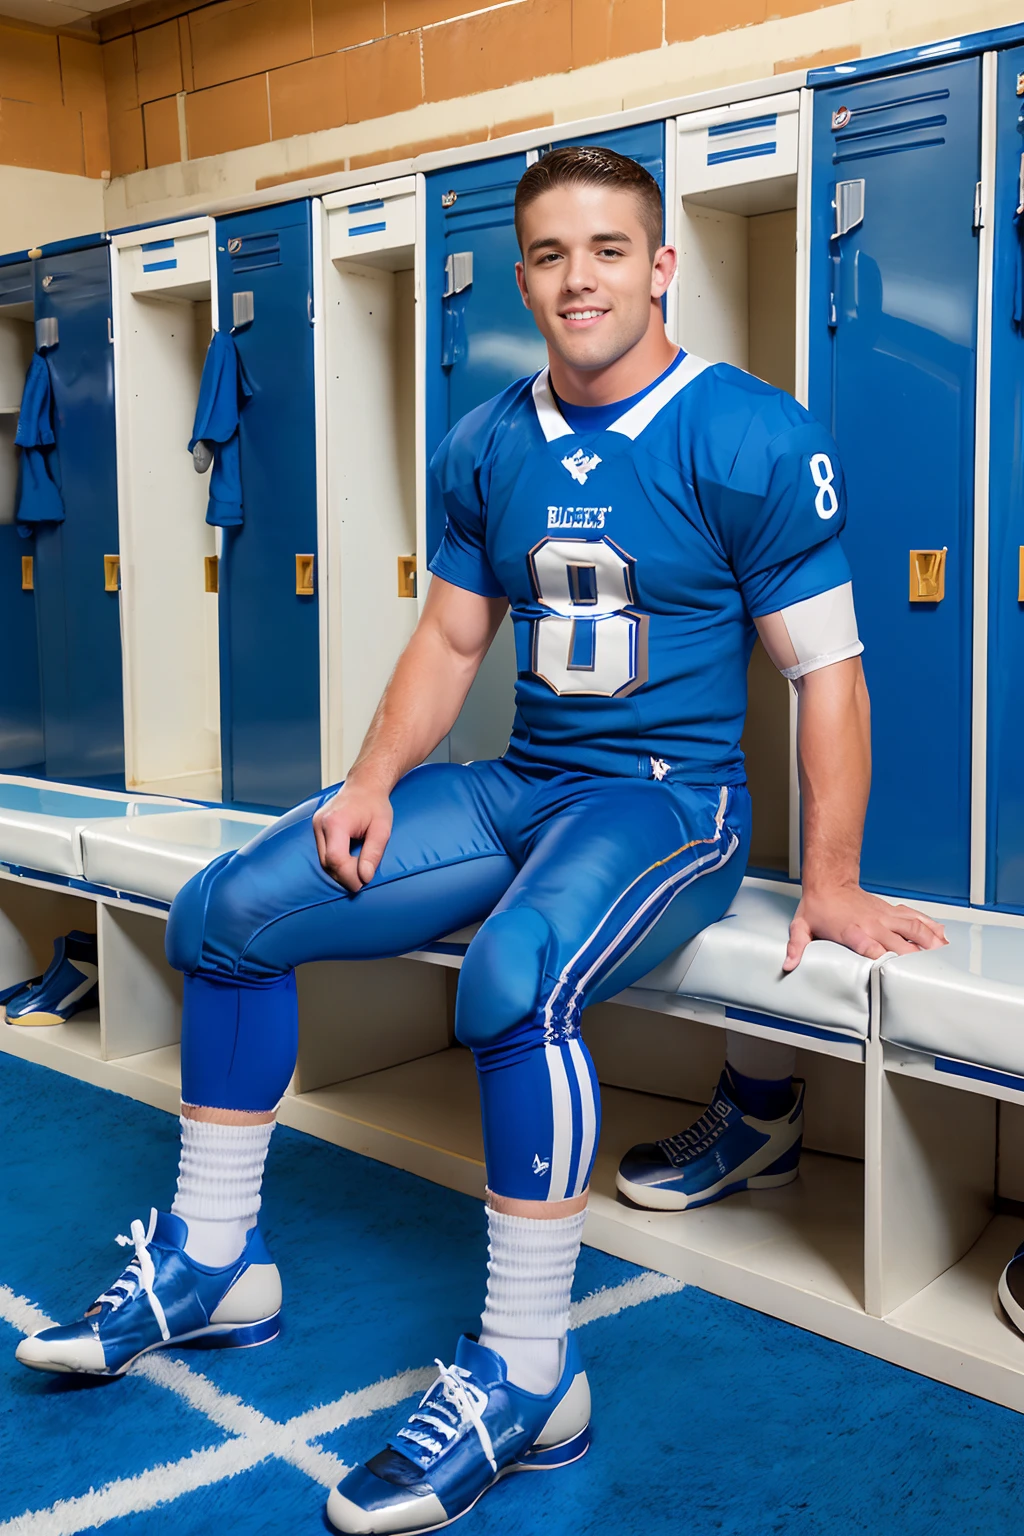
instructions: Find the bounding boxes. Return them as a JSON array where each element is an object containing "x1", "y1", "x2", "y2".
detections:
[{"x1": 7, "y1": 778, "x2": 1024, "y2": 1418}]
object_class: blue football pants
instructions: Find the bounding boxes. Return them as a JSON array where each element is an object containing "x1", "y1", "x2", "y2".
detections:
[{"x1": 166, "y1": 760, "x2": 750, "y2": 1201}]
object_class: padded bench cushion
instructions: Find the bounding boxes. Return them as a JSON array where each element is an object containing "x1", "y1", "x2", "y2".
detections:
[
  {"x1": 629, "y1": 885, "x2": 874, "y2": 1040},
  {"x1": 81, "y1": 809, "x2": 274, "y2": 904},
  {"x1": 0, "y1": 782, "x2": 187, "y2": 879},
  {"x1": 881, "y1": 921, "x2": 1024, "y2": 1077}
]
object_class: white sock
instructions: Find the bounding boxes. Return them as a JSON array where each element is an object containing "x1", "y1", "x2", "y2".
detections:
[
  {"x1": 725, "y1": 1030, "x2": 796, "y2": 1082},
  {"x1": 171, "y1": 1115, "x2": 274, "y2": 1267},
  {"x1": 478, "y1": 1206, "x2": 586, "y2": 1396}
]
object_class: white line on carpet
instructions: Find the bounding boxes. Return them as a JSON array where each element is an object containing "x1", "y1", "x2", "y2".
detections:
[{"x1": 0, "y1": 1270, "x2": 685, "y2": 1534}]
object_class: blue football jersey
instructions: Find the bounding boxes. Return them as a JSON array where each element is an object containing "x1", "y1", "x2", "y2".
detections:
[{"x1": 428, "y1": 351, "x2": 853, "y2": 783}]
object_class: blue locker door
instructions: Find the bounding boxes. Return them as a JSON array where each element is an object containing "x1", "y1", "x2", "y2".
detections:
[
  {"x1": 0, "y1": 259, "x2": 43, "y2": 772},
  {"x1": 216, "y1": 203, "x2": 320, "y2": 810},
  {"x1": 34, "y1": 243, "x2": 124, "y2": 784},
  {"x1": 986, "y1": 45, "x2": 1024, "y2": 908},
  {"x1": 808, "y1": 61, "x2": 981, "y2": 901},
  {"x1": 425, "y1": 122, "x2": 666, "y2": 557}
]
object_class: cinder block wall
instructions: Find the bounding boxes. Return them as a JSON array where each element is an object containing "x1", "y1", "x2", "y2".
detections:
[{"x1": 1, "y1": 0, "x2": 1022, "y2": 235}]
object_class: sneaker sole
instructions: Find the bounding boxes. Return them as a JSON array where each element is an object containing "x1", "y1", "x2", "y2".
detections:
[
  {"x1": 18, "y1": 1311, "x2": 282, "y2": 1376},
  {"x1": 997, "y1": 1270, "x2": 1024, "y2": 1337},
  {"x1": 615, "y1": 1165, "x2": 798, "y2": 1211},
  {"x1": 326, "y1": 1426, "x2": 590, "y2": 1535}
]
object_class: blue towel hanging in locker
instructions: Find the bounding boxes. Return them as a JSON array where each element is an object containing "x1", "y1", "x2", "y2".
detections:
[
  {"x1": 188, "y1": 330, "x2": 253, "y2": 527},
  {"x1": 14, "y1": 351, "x2": 64, "y2": 538}
]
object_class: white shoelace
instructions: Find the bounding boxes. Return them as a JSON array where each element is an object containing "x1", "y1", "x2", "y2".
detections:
[
  {"x1": 658, "y1": 1099, "x2": 731, "y2": 1167},
  {"x1": 93, "y1": 1209, "x2": 171, "y2": 1342},
  {"x1": 398, "y1": 1360, "x2": 497, "y2": 1473}
]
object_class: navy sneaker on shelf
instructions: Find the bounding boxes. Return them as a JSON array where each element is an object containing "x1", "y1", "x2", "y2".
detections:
[
  {"x1": 616, "y1": 1069, "x2": 804, "y2": 1211},
  {"x1": 998, "y1": 1241, "x2": 1024, "y2": 1337},
  {"x1": 327, "y1": 1333, "x2": 591, "y2": 1534},
  {"x1": 3, "y1": 929, "x2": 99, "y2": 1027},
  {"x1": 16, "y1": 1209, "x2": 282, "y2": 1375}
]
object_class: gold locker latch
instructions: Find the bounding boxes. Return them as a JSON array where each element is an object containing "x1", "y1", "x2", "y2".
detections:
[
  {"x1": 1018, "y1": 547, "x2": 1024, "y2": 603},
  {"x1": 21, "y1": 555, "x2": 33, "y2": 591},
  {"x1": 909, "y1": 548, "x2": 946, "y2": 603},
  {"x1": 397, "y1": 555, "x2": 417, "y2": 599},
  {"x1": 205, "y1": 555, "x2": 219, "y2": 593},
  {"x1": 104, "y1": 554, "x2": 120, "y2": 592},
  {"x1": 295, "y1": 554, "x2": 315, "y2": 596}
]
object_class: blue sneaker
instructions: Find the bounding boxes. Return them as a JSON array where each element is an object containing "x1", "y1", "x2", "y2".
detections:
[
  {"x1": 326, "y1": 1333, "x2": 590, "y2": 1533},
  {"x1": 998, "y1": 1241, "x2": 1024, "y2": 1338},
  {"x1": 4, "y1": 930, "x2": 98, "y2": 1027},
  {"x1": 616, "y1": 1071, "x2": 804, "y2": 1211},
  {"x1": 15, "y1": 1209, "x2": 282, "y2": 1375}
]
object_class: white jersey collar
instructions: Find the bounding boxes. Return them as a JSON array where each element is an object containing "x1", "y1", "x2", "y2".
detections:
[{"x1": 530, "y1": 351, "x2": 711, "y2": 445}]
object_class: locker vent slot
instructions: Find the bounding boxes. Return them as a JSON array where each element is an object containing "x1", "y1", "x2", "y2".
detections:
[
  {"x1": 831, "y1": 89, "x2": 951, "y2": 166},
  {"x1": 226, "y1": 232, "x2": 281, "y2": 272}
]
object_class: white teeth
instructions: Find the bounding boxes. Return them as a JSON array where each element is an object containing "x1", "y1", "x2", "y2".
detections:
[{"x1": 565, "y1": 310, "x2": 603, "y2": 320}]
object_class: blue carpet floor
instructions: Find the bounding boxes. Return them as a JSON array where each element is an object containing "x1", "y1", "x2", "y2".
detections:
[{"x1": 1, "y1": 1051, "x2": 1023, "y2": 1535}]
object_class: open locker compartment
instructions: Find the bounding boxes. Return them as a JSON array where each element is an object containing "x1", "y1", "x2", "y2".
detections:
[
  {"x1": 0, "y1": 258, "x2": 43, "y2": 773},
  {"x1": 674, "y1": 92, "x2": 802, "y2": 877},
  {"x1": 317, "y1": 180, "x2": 421, "y2": 784},
  {"x1": 111, "y1": 219, "x2": 221, "y2": 802}
]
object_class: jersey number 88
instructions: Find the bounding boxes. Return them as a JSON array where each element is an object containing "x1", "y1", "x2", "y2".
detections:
[{"x1": 527, "y1": 537, "x2": 648, "y2": 698}]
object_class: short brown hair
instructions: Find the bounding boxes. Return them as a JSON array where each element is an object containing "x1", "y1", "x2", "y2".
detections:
[{"x1": 514, "y1": 144, "x2": 664, "y2": 258}]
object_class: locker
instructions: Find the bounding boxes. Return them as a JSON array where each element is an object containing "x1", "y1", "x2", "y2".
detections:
[
  {"x1": 808, "y1": 61, "x2": 982, "y2": 902},
  {"x1": 0, "y1": 257, "x2": 43, "y2": 773},
  {"x1": 111, "y1": 218, "x2": 221, "y2": 802},
  {"x1": 215, "y1": 203, "x2": 321, "y2": 810},
  {"x1": 425, "y1": 122, "x2": 665, "y2": 764},
  {"x1": 0, "y1": 239, "x2": 123, "y2": 785},
  {"x1": 986, "y1": 45, "x2": 1024, "y2": 908}
]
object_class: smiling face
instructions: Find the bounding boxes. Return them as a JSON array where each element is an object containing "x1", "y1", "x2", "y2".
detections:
[{"x1": 514, "y1": 182, "x2": 677, "y2": 393}]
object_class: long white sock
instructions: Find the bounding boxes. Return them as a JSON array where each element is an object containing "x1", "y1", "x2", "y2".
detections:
[
  {"x1": 478, "y1": 1207, "x2": 586, "y2": 1396},
  {"x1": 171, "y1": 1115, "x2": 274, "y2": 1267},
  {"x1": 725, "y1": 1030, "x2": 796, "y2": 1082}
]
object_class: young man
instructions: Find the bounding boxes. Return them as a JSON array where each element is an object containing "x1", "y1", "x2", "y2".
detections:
[{"x1": 16, "y1": 147, "x2": 945, "y2": 1531}]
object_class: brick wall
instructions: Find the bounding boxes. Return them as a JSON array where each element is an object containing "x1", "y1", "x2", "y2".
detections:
[
  {"x1": 0, "y1": 22, "x2": 109, "y2": 178},
  {"x1": 94, "y1": 0, "x2": 849, "y2": 179}
]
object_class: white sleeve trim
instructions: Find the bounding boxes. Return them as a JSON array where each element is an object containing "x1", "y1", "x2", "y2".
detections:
[
  {"x1": 775, "y1": 581, "x2": 862, "y2": 680},
  {"x1": 780, "y1": 640, "x2": 864, "y2": 680}
]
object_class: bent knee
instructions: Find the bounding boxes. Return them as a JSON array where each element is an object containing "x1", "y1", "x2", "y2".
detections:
[
  {"x1": 455, "y1": 906, "x2": 554, "y2": 1049},
  {"x1": 166, "y1": 850, "x2": 254, "y2": 977}
]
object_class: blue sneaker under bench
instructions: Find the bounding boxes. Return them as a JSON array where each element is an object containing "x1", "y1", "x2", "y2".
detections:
[
  {"x1": 3, "y1": 930, "x2": 98, "y2": 1027},
  {"x1": 15, "y1": 1209, "x2": 282, "y2": 1376},
  {"x1": 327, "y1": 1333, "x2": 591, "y2": 1534},
  {"x1": 616, "y1": 1070, "x2": 804, "y2": 1211}
]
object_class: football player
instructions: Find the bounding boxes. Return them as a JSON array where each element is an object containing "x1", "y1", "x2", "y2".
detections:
[{"x1": 17, "y1": 146, "x2": 946, "y2": 1532}]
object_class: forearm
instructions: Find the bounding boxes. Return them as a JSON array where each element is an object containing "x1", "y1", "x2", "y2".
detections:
[{"x1": 794, "y1": 658, "x2": 871, "y2": 895}]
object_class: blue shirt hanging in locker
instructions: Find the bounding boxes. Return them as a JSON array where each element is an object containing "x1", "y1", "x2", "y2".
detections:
[
  {"x1": 189, "y1": 330, "x2": 253, "y2": 527},
  {"x1": 428, "y1": 352, "x2": 853, "y2": 783},
  {"x1": 14, "y1": 351, "x2": 64, "y2": 538}
]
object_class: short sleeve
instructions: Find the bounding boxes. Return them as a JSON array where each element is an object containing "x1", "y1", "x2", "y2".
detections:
[
  {"x1": 427, "y1": 430, "x2": 506, "y2": 600},
  {"x1": 742, "y1": 539, "x2": 854, "y2": 620},
  {"x1": 694, "y1": 379, "x2": 848, "y2": 587}
]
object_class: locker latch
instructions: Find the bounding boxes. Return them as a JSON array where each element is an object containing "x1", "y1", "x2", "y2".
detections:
[
  {"x1": 397, "y1": 555, "x2": 417, "y2": 599},
  {"x1": 205, "y1": 555, "x2": 219, "y2": 594},
  {"x1": 295, "y1": 554, "x2": 315, "y2": 596},
  {"x1": 35, "y1": 316, "x2": 57, "y2": 350},
  {"x1": 909, "y1": 549, "x2": 946, "y2": 603},
  {"x1": 232, "y1": 291, "x2": 254, "y2": 330},
  {"x1": 973, "y1": 181, "x2": 984, "y2": 231},
  {"x1": 21, "y1": 556, "x2": 33, "y2": 592},
  {"x1": 831, "y1": 180, "x2": 865, "y2": 240},
  {"x1": 443, "y1": 252, "x2": 473, "y2": 298},
  {"x1": 104, "y1": 555, "x2": 121, "y2": 593}
]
